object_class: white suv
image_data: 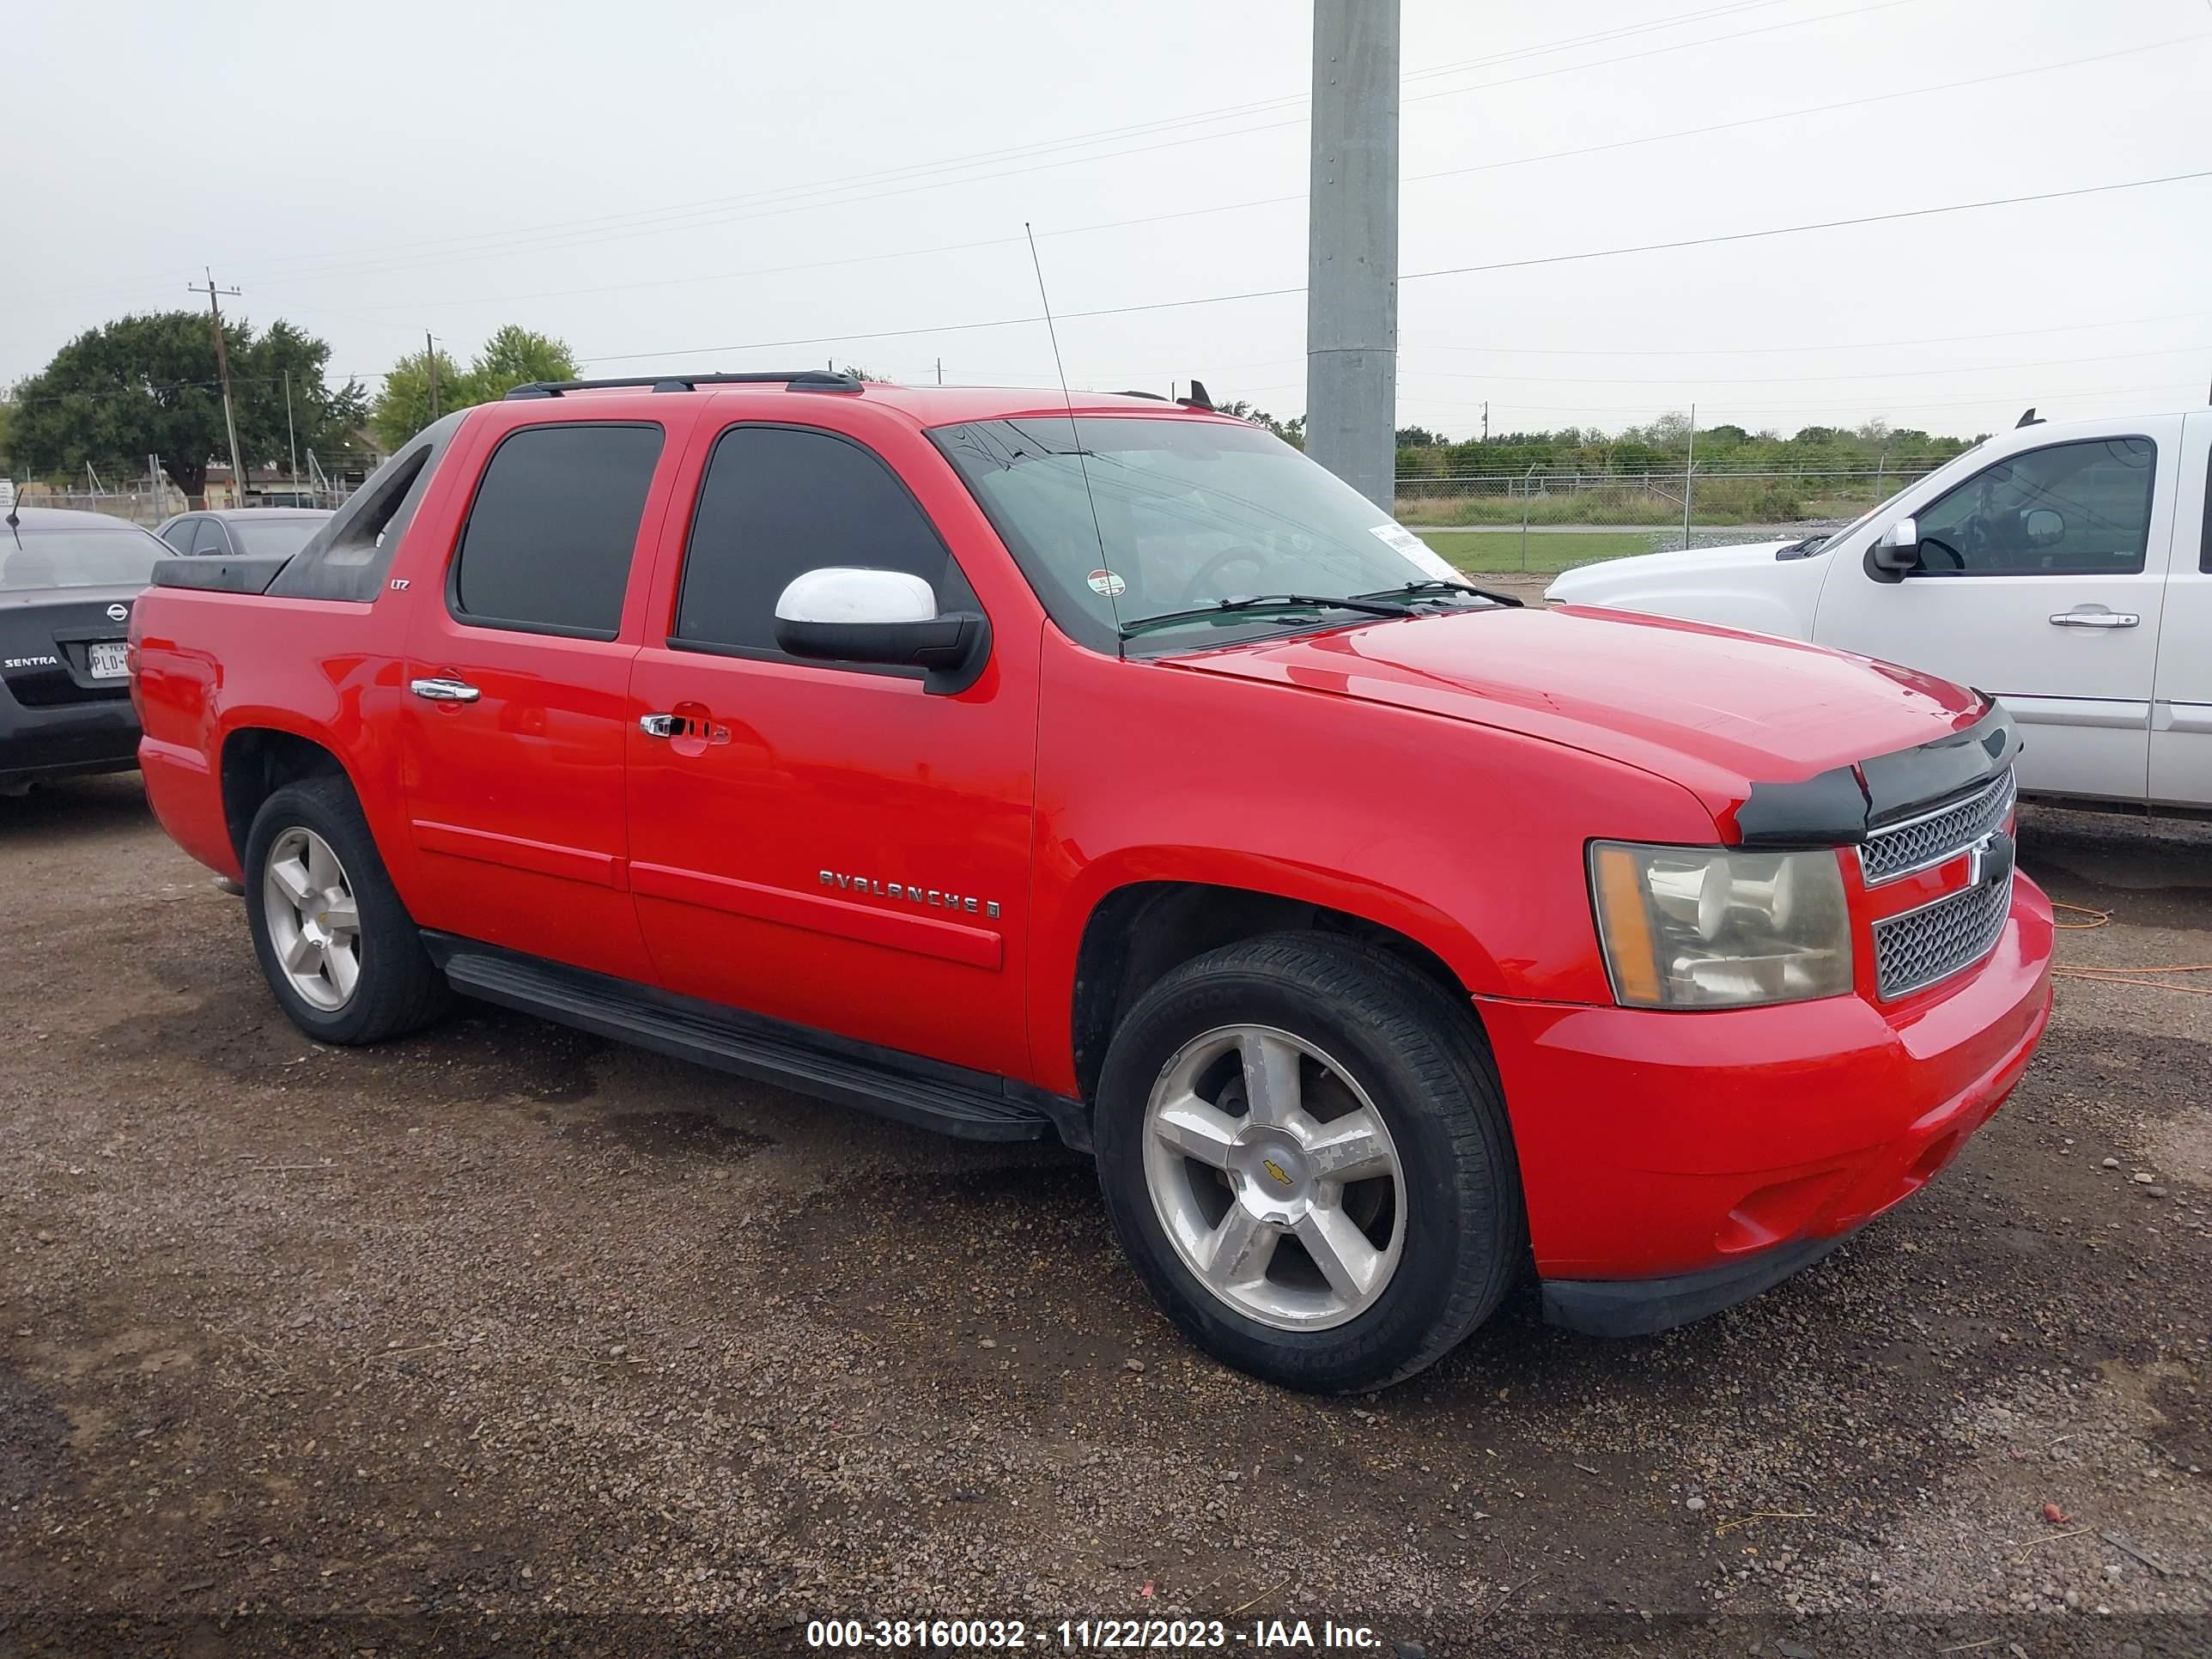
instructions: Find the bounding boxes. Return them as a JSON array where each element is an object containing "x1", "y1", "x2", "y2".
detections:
[{"x1": 1547, "y1": 410, "x2": 2212, "y2": 811}]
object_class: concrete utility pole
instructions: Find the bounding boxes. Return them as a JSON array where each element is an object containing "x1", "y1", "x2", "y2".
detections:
[
  {"x1": 1304, "y1": 0, "x2": 1400, "y2": 512},
  {"x1": 426, "y1": 331, "x2": 441, "y2": 422},
  {"x1": 283, "y1": 370, "x2": 300, "y2": 488},
  {"x1": 189, "y1": 271, "x2": 246, "y2": 507},
  {"x1": 1682, "y1": 403, "x2": 1697, "y2": 552}
]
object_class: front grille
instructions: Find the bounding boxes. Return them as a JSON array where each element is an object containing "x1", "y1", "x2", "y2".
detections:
[
  {"x1": 1871, "y1": 866, "x2": 2014, "y2": 1000},
  {"x1": 1857, "y1": 769, "x2": 2015, "y2": 885}
]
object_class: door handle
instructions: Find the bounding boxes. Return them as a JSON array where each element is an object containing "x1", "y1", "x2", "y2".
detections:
[
  {"x1": 2048, "y1": 611, "x2": 2140, "y2": 629},
  {"x1": 410, "y1": 676, "x2": 482, "y2": 702},
  {"x1": 638, "y1": 713, "x2": 684, "y2": 738}
]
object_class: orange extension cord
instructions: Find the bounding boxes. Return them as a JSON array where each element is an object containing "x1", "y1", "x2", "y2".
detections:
[{"x1": 2050, "y1": 899, "x2": 2212, "y2": 999}]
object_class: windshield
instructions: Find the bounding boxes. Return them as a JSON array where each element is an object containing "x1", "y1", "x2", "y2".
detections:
[
  {"x1": 1, "y1": 525, "x2": 166, "y2": 592},
  {"x1": 229, "y1": 517, "x2": 324, "y2": 557},
  {"x1": 933, "y1": 415, "x2": 1468, "y2": 649}
]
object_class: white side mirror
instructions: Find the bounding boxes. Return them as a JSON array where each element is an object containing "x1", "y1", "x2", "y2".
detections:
[
  {"x1": 772, "y1": 567, "x2": 991, "y2": 696},
  {"x1": 775, "y1": 567, "x2": 937, "y2": 625},
  {"x1": 1869, "y1": 517, "x2": 1921, "y2": 574}
]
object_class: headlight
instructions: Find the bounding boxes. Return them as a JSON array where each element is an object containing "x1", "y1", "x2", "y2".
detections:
[{"x1": 1589, "y1": 842, "x2": 1853, "y2": 1009}]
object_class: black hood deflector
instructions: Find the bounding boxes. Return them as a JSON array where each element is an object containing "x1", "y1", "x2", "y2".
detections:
[{"x1": 1731, "y1": 701, "x2": 2020, "y2": 847}]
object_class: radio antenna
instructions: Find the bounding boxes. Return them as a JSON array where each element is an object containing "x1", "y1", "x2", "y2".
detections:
[{"x1": 1024, "y1": 222, "x2": 1123, "y2": 655}]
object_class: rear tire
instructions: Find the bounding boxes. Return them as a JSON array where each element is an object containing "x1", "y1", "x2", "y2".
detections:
[
  {"x1": 1094, "y1": 933, "x2": 1523, "y2": 1393},
  {"x1": 243, "y1": 776, "x2": 450, "y2": 1045}
]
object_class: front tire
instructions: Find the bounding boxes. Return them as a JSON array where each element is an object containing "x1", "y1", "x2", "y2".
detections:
[
  {"x1": 1095, "y1": 934, "x2": 1522, "y2": 1392},
  {"x1": 243, "y1": 776, "x2": 450, "y2": 1045}
]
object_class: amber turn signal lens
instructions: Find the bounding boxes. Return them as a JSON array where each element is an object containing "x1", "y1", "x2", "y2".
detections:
[{"x1": 1592, "y1": 844, "x2": 1664, "y2": 1006}]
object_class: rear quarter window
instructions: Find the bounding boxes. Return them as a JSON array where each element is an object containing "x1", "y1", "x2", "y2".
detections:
[{"x1": 448, "y1": 422, "x2": 665, "y2": 638}]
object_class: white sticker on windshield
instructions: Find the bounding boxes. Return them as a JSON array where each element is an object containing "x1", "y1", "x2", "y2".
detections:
[{"x1": 1370, "y1": 521, "x2": 1462, "y2": 583}]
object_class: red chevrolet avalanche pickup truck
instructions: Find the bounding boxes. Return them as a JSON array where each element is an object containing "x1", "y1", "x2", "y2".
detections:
[{"x1": 131, "y1": 371, "x2": 2054, "y2": 1391}]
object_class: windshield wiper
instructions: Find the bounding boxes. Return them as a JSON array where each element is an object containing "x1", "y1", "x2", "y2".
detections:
[
  {"x1": 1118, "y1": 592, "x2": 1413, "y2": 639},
  {"x1": 1348, "y1": 578, "x2": 1525, "y2": 609}
]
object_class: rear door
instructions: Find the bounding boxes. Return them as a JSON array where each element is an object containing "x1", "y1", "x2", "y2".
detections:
[
  {"x1": 1812, "y1": 422, "x2": 2180, "y2": 804},
  {"x1": 624, "y1": 411, "x2": 1039, "y2": 1079},
  {"x1": 2149, "y1": 414, "x2": 2212, "y2": 808},
  {"x1": 400, "y1": 416, "x2": 678, "y2": 982}
]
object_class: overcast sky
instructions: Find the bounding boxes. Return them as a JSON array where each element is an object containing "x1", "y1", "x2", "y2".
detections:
[{"x1": 7, "y1": 0, "x2": 2209, "y2": 444}]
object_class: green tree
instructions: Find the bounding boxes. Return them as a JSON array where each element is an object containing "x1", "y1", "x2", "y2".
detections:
[
  {"x1": 240, "y1": 320, "x2": 369, "y2": 471},
  {"x1": 368, "y1": 346, "x2": 466, "y2": 452},
  {"x1": 464, "y1": 325, "x2": 580, "y2": 403},
  {"x1": 1217, "y1": 399, "x2": 1305, "y2": 449},
  {"x1": 369, "y1": 326, "x2": 582, "y2": 448},
  {"x1": 9, "y1": 311, "x2": 360, "y2": 504}
]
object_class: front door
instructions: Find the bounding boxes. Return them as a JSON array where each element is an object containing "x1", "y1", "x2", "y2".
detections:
[
  {"x1": 626, "y1": 418, "x2": 1037, "y2": 1079},
  {"x1": 401, "y1": 418, "x2": 672, "y2": 982},
  {"x1": 2150, "y1": 414, "x2": 2212, "y2": 808},
  {"x1": 1813, "y1": 422, "x2": 2180, "y2": 803}
]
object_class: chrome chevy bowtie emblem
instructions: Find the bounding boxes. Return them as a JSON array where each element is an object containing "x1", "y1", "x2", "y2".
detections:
[{"x1": 1966, "y1": 830, "x2": 2016, "y2": 889}]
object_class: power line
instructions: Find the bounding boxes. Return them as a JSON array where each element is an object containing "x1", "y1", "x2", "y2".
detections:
[
  {"x1": 191, "y1": 0, "x2": 1918, "y2": 295},
  {"x1": 1397, "y1": 168, "x2": 2212, "y2": 285},
  {"x1": 577, "y1": 167, "x2": 2212, "y2": 366},
  {"x1": 217, "y1": 1, "x2": 1821, "y2": 283},
  {"x1": 257, "y1": 29, "x2": 2199, "y2": 325},
  {"x1": 1400, "y1": 32, "x2": 2206, "y2": 194}
]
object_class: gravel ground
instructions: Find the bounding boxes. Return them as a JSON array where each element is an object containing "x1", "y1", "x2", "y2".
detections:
[{"x1": 2, "y1": 778, "x2": 2206, "y2": 1658}]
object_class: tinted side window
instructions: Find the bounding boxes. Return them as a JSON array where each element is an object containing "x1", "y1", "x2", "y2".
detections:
[
  {"x1": 160, "y1": 517, "x2": 197, "y2": 552},
  {"x1": 673, "y1": 425, "x2": 977, "y2": 658},
  {"x1": 1912, "y1": 437, "x2": 2155, "y2": 576},
  {"x1": 191, "y1": 520, "x2": 232, "y2": 556},
  {"x1": 450, "y1": 423, "x2": 663, "y2": 636}
]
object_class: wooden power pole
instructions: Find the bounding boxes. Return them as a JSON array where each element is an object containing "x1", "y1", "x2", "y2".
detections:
[{"x1": 189, "y1": 271, "x2": 247, "y2": 507}]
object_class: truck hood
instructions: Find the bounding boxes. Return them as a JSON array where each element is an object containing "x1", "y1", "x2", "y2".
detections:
[
  {"x1": 1547, "y1": 537, "x2": 1796, "y2": 595},
  {"x1": 1163, "y1": 604, "x2": 1988, "y2": 818},
  {"x1": 1541, "y1": 538, "x2": 1828, "y2": 642}
]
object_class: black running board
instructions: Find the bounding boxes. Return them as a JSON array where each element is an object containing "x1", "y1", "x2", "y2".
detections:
[{"x1": 426, "y1": 936, "x2": 1079, "y2": 1147}]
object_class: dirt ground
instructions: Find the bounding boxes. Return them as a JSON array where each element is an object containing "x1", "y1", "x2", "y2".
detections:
[{"x1": 2, "y1": 775, "x2": 2206, "y2": 1658}]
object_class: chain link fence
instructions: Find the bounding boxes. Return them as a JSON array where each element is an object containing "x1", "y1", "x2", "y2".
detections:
[
  {"x1": 1395, "y1": 464, "x2": 1942, "y2": 527},
  {"x1": 12, "y1": 478, "x2": 356, "y2": 526}
]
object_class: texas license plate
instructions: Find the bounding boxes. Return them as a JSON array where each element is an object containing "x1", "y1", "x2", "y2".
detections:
[{"x1": 88, "y1": 641, "x2": 130, "y2": 679}]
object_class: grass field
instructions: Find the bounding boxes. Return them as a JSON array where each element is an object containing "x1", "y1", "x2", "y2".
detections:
[{"x1": 1419, "y1": 529, "x2": 1662, "y2": 575}]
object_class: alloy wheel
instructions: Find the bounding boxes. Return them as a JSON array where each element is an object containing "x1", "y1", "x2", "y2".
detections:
[
  {"x1": 262, "y1": 826, "x2": 362, "y2": 1012},
  {"x1": 1141, "y1": 1024, "x2": 1406, "y2": 1331}
]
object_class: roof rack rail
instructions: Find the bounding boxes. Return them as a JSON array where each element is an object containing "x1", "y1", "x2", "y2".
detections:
[{"x1": 504, "y1": 370, "x2": 864, "y2": 400}]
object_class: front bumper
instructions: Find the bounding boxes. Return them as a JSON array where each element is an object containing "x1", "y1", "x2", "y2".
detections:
[
  {"x1": 1477, "y1": 874, "x2": 2054, "y2": 1332},
  {"x1": 0, "y1": 689, "x2": 142, "y2": 785}
]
